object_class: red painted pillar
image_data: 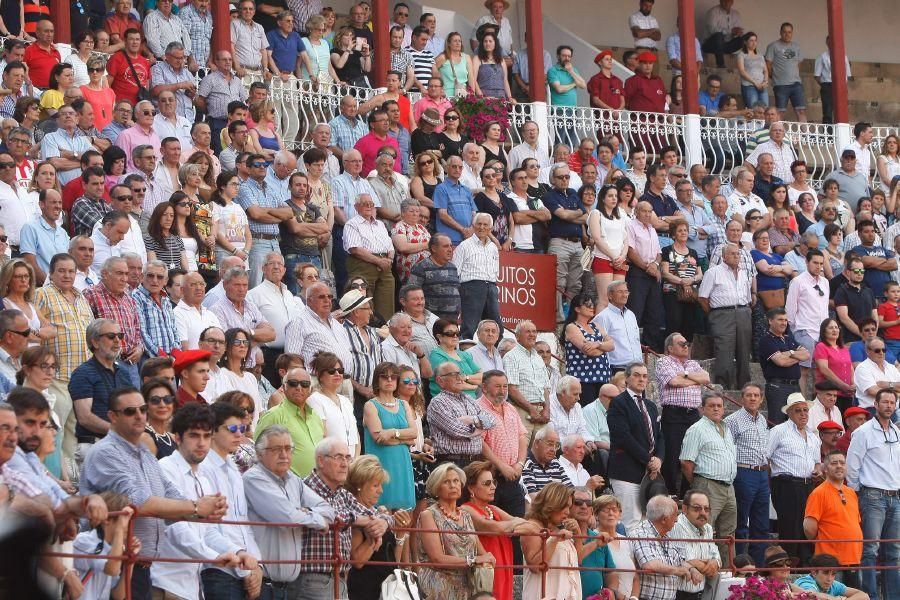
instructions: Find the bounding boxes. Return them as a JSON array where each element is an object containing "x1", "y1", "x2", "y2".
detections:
[
  {"x1": 827, "y1": 0, "x2": 849, "y2": 124},
  {"x1": 372, "y1": 0, "x2": 390, "y2": 88},
  {"x1": 211, "y1": 0, "x2": 232, "y2": 57},
  {"x1": 524, "y1": 0, "x2": 546, "y2": 102},
  {"x1": 678, "y1": 0, "x2": 699, "y2": 115},
  {"x1": 49, "y1": 0, "x2": 71, "y2": 44}
]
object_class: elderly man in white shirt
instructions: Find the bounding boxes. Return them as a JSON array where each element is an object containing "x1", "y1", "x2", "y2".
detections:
[
  {"x1": 285, "y1": 281, "x2": 353, "y2": 369},
  {"x1": 507, "y1": 121, "x2": 549, "y2": 170},
  {"x1": 559, "y1": 433, "x2": 605, "y2": 491},
  {"x1": 380, "y1": 311, "x2": 433, "y2": 379},
  {"x1": 853, "y1": 337, "x2": 900, "y2": 411},
  {"x1": 453, "y1": 213, "x2": 502, "y2": 340},
  {"x1": 727, "y1": 168, "x2": 769, "y2": 227},
  {"x1": 175, "y1": 272, "x2": 222, "y2": 349},
  {"x1": 89, "y1": 211, "x2": 131, "y2": 273},
  {"x1": 247, "y1": 252, "x2": 302, "y2": 385},
  {"x1": 97, "y1": 186, "x2": 147, "y2": 262},
  {"x1": 744, "y1": 122, "x2": 797, "y2": 183},
  {"x1": 593, "y1": 281, "x2": 642, "y2": 372},
  {"x1": 671, "y1": 489, "x2": 722, "y2": 591},
  {"x1": 466, "y1": 318, "x2": 505, "y2": 373},
  {"x1": 553, "y1": 376, "x2": 606, "y2": 479}
]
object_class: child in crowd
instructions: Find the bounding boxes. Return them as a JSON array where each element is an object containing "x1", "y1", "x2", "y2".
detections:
[
  {"x1": 877, "y1": 281, "x2": 900, "y2": 357},
  {"x1": 792, "y1": 553, "x2": 869, "y2": 599},
  {"x1": 73, "y1": 492, "x2": 140, "y2": 600}
]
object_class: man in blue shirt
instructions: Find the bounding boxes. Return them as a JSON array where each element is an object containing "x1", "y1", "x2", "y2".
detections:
[
  {"x1": 433, "y1": 155, "x2": 476, "y2": 245},
  {"x1": 641, "y1": 163, "x2": 681, "y2": 249},
  {"x1": 793, "y1": 553, "x2": 868, "y2": 599},
  {"x1": 699, "y1": 74, "x2": 724, "y2": 116},
  {"x1": 848, "y1": 318, "x2": 897, "y2": 364},
  {"x1": 851, "y1": 219, "x2": 897, "y2": 301},
  {"x1": 542, "y1": 163, "x2": 587, "y2": 320},
  {"x1": 266, "y1": 11, "x2": 308, "y2": 77}
]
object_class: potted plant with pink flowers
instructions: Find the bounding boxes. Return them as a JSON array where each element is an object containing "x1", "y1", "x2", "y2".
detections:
[{"x1": 452, "y1": 93, "x2": 511, "y2": 143}]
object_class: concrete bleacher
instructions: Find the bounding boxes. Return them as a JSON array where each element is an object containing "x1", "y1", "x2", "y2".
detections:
[{"x1": 599, "y1": 44, "x2": 900, "y2": 125}]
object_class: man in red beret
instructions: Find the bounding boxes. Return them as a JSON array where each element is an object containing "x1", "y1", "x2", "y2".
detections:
[
  {"x1": 835, "y1": 407, "x2": 870, "y2": 453},
  {"x1": 588, "y1": 50, "x2": 625, "y2": 110},
  {"x1": 173, "y1": 349, "x2": 212, "y2": 407},
  {"x1": 624, "y1": 51, "x2": 665, "y2": 113},
  {"x1": 816, "y1": 420, "x2": 843, "y2": 459}
]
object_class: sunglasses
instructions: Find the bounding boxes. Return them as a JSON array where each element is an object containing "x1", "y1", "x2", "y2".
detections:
[
  {"x1": 286, "y1": 379, "x2": 312, "y2": 388},
  {"x1": 350, "y1": 281, "x2": 368, "y2": 289},
  {"x1": 175, "y1": 201, "x2": 192, "y2": 208},
  {"x1": 113, "y1": 405, "x2": 148, "y2": 416},
  {"x1": 871, "y1": 348, "x2": 886, "y2": 354},
  {"x1": 88, "y1": 67, "x2": 104, "y2": 73},
  {"x1": 572, "y1": 498, "x2": 591, "y2": 507},
  {"x1": 142, "y1": 110, "x2": 156, "y2": 116},
  {"x1": 813, "y1": 284, "x2": 824, "y2": 297},
  {"x1": 251, "y1": 162, "x2": 267, "y2": 168},
  {"x1": 113, "y1": 194, "x2": 133, "y2": 202},
  {"x1": 222, "y1": 424, "x2": 248, "y2": 434},
  {"x1": 479, "y1": 479, "x2": 497, "y2": 487},
  {"x1": 232, "y1": 339, "x2": 250, "y2": 346},
  {"x1": 8, "y1": 328, "x2": 31, "y2": 338},
  {"x1": 0, "y1": 162, "x2": 15, "y2": 169},
  {"x1": 379, "y1": 373, "x2": 398, "y2": 380},
  {"x1": 851, "y1": 268, "x2": 865, "y2": 274},
  {"x1": 402, "y1": 377, "x2": 420, "y2": 385},
  {"x1": 418, "y1": 159, "x2": 434, "y2": 166},
  {"x1": 100, "y1": 332, "x2": 126, "y2": 340},
  {"x1": 444, "y1": 115, "x2": 459, "y2": 121},
  {"x1": 325, "y1": 367, "x2": 345, "y2": 375},
  {"x1": 148, "y1": 395, "x2": 176, "y2": 406},
  {"x1": 441, "y1": 330, "x2": 460, "y2": 337}
]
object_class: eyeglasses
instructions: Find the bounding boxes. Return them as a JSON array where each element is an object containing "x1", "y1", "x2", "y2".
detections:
[
  {"x1": 145, "y1": 273, "x2": 166, "y2": 280},
  {"x1": 350, "y1": 281, "x2": 368, "y2": 289},
  {"x1": 418, "y1": 159, "x2": 434, "y2": 166},
  {"x1": 113, "y1": 194, "x2": 133, "y2": 202},
  {"x1": 0, "y1": 162, "x2": 15, "y2": 169},
  {"x1": 444, "y1": 115, "x2": 459, "y2": 121},
  {"x1": 837, "y1": 489, "x2": 847, "y2": 505},
  {"x1": 441, "y1": 330, "x2": 460, "y2": 337},
  {"x1": 851, "y1": 268, "x2": 865, "y2": 274},
  {"x1": 222, "y1": 424, "x2": 248, "y2": 434},
  {"x1": 8, "y1": 137, "x2": 29, "y2": 144},
  {"x1": 379, "y1": 373, "x2": 398, "y2": 381},
  {"x1": 748, "y1": 215, "x2": 763, "y2": 221},
  {"x1": 100, "y1": 332, "x2": 126, "y2": 341},
  {"x1": 175, "y1": 201, "x2": 192, "y2": 208},
  {"x1": 232, "y1": 339, "x2": 250, "y2": 346},
  {"x1": 148, "y1": 395, "x2": 176, "y2": 406},
  {"x1": 251, "y1": 162, "x2": 266, "y2": 168},
  {"x1": 871, "y1": 348, "x2": 886, "y2": 354},
  {"x1": 402, "y1": 377, "x2": 420, "y2": 385},
  {"x1": 201, "y1": 338, "x2": 226, "y2": 345},
  {"x1": 554, "y1": 174, "x2": 571, "y2": 179},
  {"x1": 141, "y1": 110, "x2": 156, "y2": 116},
  {"x1": 880, "y1": 426, "x2": 899, "y2": 444},
  {"x1": 479, "y1": 479, "x2": 497, "y2": 487},
  {"x1": 439, "y1": 371, "x2": 463, "y2": 379},
  {"x1": 325, "y1": 453, "x2": 352, "y2": 463},
  {"x1": 541, "y1": 440, "x2": 561, "y2": 448},
  {"x1": 38, "y1": 363, "x2": 59, "y2": 373},
  {"x1": 8, "y1": 328, "x2": 31, "y2": 338},
  {"x1": 88, "y1": 67, "x2": 104, "y2": 73},
  {"x1": 572, "y1": 498, "x2": 591, "y2": 507},
  {"x1": 112, "y1": 405, "x2": 148, "y2": 416},
  {"x1": 242, "y1": 404, "x2": 255, "y2": 414},
  {"x1": 264, "y1": 445, "x2": 295, "y2": 454},
  {"x1": 813, "y1": 284, "x2": 824, "y2": 297},
  {"x1": 286, "y1": 379, "x2": 312, "y2": 388},
  {"x1": 325, "y1": 367, "x2": 345, "y2": 375},
  {"x1": 689, "y1": 504, "x2": 711, "y2": 513},
  {"x1": 676, "y1": 341, "x2": 690, "y2": 347}
]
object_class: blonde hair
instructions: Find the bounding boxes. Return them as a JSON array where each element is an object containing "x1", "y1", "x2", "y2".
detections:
[
  {"x1": 0, "y1": 259, "x2": 36, "y2": 302},
  {"x1": 250, "y1": 100, "x2": 275, "y2": 123},
  {"x1": 345, "y1": 454, "x2": 389, "y2": 495},
  {"x1": 525, "y1": 482, "x2": 574, "y2": 526},
  {"x1": 425, "y1": 462, "x2": 466, "y2": 498},
  {"x1": 177, "y1": 162, "x2": 202, "y2": 187},
  {"x1": 306, "y1": 14, "x2": 325, "y2": 31},
  {"x1": 592, "y1": 494, "x2": 621, "y2": 515}
]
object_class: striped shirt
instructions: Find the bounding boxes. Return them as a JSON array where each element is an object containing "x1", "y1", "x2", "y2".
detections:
[
  {"x1": 285, "y1": 304, "x2": 354, "y2": 369},
  {"x1": 0, "y1": 463, "x2": 44, "y2": 498},
  {"x1": 724, "y1": 408, "x2": 770, "y2": 467},
  {"x1": 655, "y1": 355, "x2": 705, "y2": 409},
  {"x1": 34, "y1": 284, "x2": 93, "y2": 382},
  {"x1": 131, "y1": 285, "x2": 179, "y2": 357},
  {"x1": 237, "y1": 178, "x2": 283, "y2": 237},
  {"x1": 521, "y1": 455, "x2": 572, "y2": 494},
  {"x1": 209, "y1": 297, "x2": 267, "y2": 368},
  {"x1": 671, "y1": 514, "x2": 720, "y2": 593},
  {"x1": 330, "y1": 174, "x2": 379, "y2": 220},
  {"x1": 342, "y1": 214, "x2": 393, "y2": 254},
  {"x1": 680, "y1": 416, "x2": 737, "y2": 482},
  {"x1": 81, "y1": 431, "x2": 185, "y2": 556},
  {"x1": 426, "y1": 390, "x2": 496, "y2": 456},
  {"x1": 343, "y1": 322, "x2": 382, "y2": 388},
  {"x1": 407, "y1": 48, "x2": 435, "y2": 89},
  {"x1": 197, "y1": 70, "x2": 248, "y2": 120},
  {"x1": 452, "y1": 235, "x2": 499, "y2": 283},
  {"x1": 327, "y1": 115, "x2": 368, "y2": 152},
  {"x1": 503, "y1": 344, "x2": 550, "y2": 405},
  {"x1": 698, "y1": 263, "x2": 752, "y2": 308},
  {"x1": 179, "y1": 4, "x2": 213, "y2": 66},
  {"x1": 83, "y1": 282, "x2": 142, "y2": 356},
  {"x1": 631, "y1": 520, "x2": 686, "y2": 600},
  {"x1": 768, "y1": 420, "x2": 821, "y2": 478}
]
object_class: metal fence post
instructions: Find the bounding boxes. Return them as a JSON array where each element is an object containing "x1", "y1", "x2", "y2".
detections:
[{"x1": 532, "y1": 101, "x2": 551, "y2": 159}]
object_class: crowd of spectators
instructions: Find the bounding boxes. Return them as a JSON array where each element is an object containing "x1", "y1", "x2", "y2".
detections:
[{"x1": 0, "y1": 2, "x2": 897, "y2": 600}]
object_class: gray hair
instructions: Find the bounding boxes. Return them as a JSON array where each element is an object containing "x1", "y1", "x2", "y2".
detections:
[
  {"x1": 132, "y1": 144, "x2": 153, "y2": 162},
  {"x1": 646, "y1": 495, "x2": 678, "y2": 521},
  {"x1": 135, "y1": 100, "x2": 154, "y2": 113},
  {"x1": 255, "y1": 424, "x2": 292, "y2": 453},
  {"x1": 85, "y1": 318, "x2": 117, "y2": 351},
  {"x1": 273, "y1": 150, "x2": 295, "y2": 167},
  {"x1": 221, "y1": 266, "x2": 249, "y2": 283},
  {"x1": 801, "y1": 231, "x2": 819, "y2": 246},
  {"x1": 388, "y1": 312, "x2": 412, "y2": 329},
  {"x1": 607, "y1": 280, "x2": 627, "y2": 296},
  {"x1": 400, "y1": 199, "x2": 420, "y2": 213},
  {"x1": 0, "y1": 309, "x2": 24, "y2": 338},
  {"x1": 556, "y1": 375, "x2": 580, "y2": 398},
  {"x1": 314, "y1": 437, "x2": 346, "y2": 459},
  {"x1": 354, "y1": 193, "x2": 374, "y2": 205},
  {"x1": 514, "y1": 320, "x2": 536, "y2": 335},
  {"x1": 342, "y1": 149, "x2": 362, "y2": 165},
  {"x1": 165, "y1": 41, "x2": 185, "y2": 54},
  {"x1": 121, "y1": 252, "x2": 142, "y2": 264},
  {"x1": 664, "y1": 332, "x2": 683, "y2": 352},
  {"x1": 143, "y1": 259, "x2": 167, "y2": 274},
  {"x1": 101, "y1": 256, "x2": 127, "y2": 273},
  {"x1": 178, "y1": 162, "x2": 201, "y2": 186},
  {"x1": 533, "y1": 425, "x2": 557, "y2": 444},
  {"x1": 473, "y1": 212, "x2": 493, "y2": 227},
  {"x1": 68, "y1": 235, "x2": 91, "y2": 251},
  {"x1": 8, "y1": 126, "x2": 30, "y2": 140},
  {"x1": 498, "y1": 338, "x2": 517, "y2": 353},
  {"x1": 550, "y1": 162, "x2": 569, "y2": 180},
  {"x1": 624, "y1": 362, "x2": 647, "y2": 377},
  {"x1": 476, "y1": 319, "x2": 498, "y2": 334},
  {"x1": 560, "y1": 434, "x2": 583, "y2": 451}
]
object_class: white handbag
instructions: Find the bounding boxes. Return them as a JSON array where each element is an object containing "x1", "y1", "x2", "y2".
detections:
[{"x1": 380, "y1": 568, "x2": 422, "y2": 600}]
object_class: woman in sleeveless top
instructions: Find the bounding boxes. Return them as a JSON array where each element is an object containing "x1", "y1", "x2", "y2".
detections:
[
  {"x1": 472, "y1": 33, "x2": 512, "y2": 100},
  {"x1": 302, "y1": 14, "x2": 338, "y2": 85},
  {"x1": 435, "y1": 32, "x2": 475, "y2": 96},
  {"x1": 562, "y1": 295, "x2": 613, "y2": 406},
  {"x1": 521, "y1": 483, "x2": 582, "y2": 600},
  {"x1": 0, "y1": 259, "x2": 54, "y2": 347},
  {"x1": 140, "y1": 378, "x2": 176, "y2": 460},
  {"x1": 588, "y1": 185, "x2": 630, "y2": 309},
  {"x1": 248, "y1": 100, "x2": 284, "y2": 161}
]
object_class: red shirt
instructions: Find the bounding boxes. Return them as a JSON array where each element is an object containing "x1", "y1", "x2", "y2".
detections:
[
  {"x1": 878, "y1": 301, "x2": 900, "y2": 340},
  {"x1": 104, "y1": 14, "x2": 142, "y2": 41},
  {"x1": 588, "y1": 72, "x2": 624, "y2": 109},
  {"x1": 624, "y1": 73, "x2": 666, "y2": 113},
  {"x1": 176, "y1": 387, "x2": 206, "y2": 408},
  {"x1": 23, "y1": 42, "x2": 61, "y2": 88},
  {"x1": 567, "y1": 152, "x2": 598, "y2": 175},
  {"x1": 106, "y1": 51, "x2": 151, "y2": 105}
]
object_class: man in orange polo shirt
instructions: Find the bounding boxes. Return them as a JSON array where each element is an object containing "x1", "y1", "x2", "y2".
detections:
[{"x1": 803, "y1": 449, "x2": 863, "y2": 589}]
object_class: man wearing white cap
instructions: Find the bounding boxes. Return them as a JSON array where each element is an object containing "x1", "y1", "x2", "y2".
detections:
[{"x1": 768, "y1": 392, "x2": 823, "y2": 566}]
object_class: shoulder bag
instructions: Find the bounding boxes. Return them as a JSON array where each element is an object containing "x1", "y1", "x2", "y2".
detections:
[
  {"x1": 123, "y1": 51, "x2": 152, "y2": 102},
  {"x1": 380, "y1": 568, "x2": 421, "y2": 600}
]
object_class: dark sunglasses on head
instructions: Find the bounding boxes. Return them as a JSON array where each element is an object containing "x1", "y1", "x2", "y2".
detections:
[
  {"x1": 286, "y1": 379, "x2": 312, "y2": 388},
  {"x1": 148, "y1": 395, "x2": 176, "y2": 406},
  {"x1": 222, "y1": 424, "x2": 248, "y2": 434},
  {"x1": 114, "y1": 405, "x2": 149, "y2": 416}
]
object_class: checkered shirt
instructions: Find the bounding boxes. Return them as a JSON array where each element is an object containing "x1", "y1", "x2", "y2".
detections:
[
  {"x1": 179, "y1": 4, "x2": 213, "y2": 66},
  {"x1": 131, "y1": 285, "x2": 179, "y2": 357},
  {"x1": 631, "y1": 519, "x2": 686, "y2": 600},
  {"x1": 656, "y1": 355, "x2": 704, "y2": 409},
  {"x1": 236, "y1": 177, "x2": 283, "y2": 237},
  {"x1": 327, "y1": 115, "x2": 368, "y2": 152},
  {"x1": 71, "y1": 196, "x2": 112, "y2": 237},
  {"x1": 83, "y1": 282, "x2": 142, "y2": 356},
  {"x1": 503, "y1": 344, "x2": 549, "y2": 405},
  {"x1": 723, "y1": 408, "x2": 770, "y2": 467},
  {"x1": 34, "y1": 284, "x2": 93, "y2": 382},
  {"x1": 0, "y1": 463, "x2": 44, "y2": 498},
  {"x1": 426, "y1": 390, "x2": 497, "y2": 456}
]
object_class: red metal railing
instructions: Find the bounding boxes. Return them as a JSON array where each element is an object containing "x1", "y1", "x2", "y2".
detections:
[{"x1": 39, "y1": 509, "x2": 900, "y2": 600}]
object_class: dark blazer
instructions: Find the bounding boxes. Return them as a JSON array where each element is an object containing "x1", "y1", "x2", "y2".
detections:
[{"x1": 607, "y1": 388, "x2": 664, "y2": 485}]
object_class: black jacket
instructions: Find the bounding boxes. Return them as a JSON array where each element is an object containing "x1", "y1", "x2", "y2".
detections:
[{"x1": 607, "y1": 389, "x2": 664, "y2": 485}]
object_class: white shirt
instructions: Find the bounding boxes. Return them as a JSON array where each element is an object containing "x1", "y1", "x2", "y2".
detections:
[
  {"x1": 844, "y1": 140, "x2": 872, "y2": 178},
  {"x1": 629, "y1": 10, "x2": 659, "y2": 49},
  {"x1": 284, "y1": 304, "x2": 354, "y2": 368},
  {"x1": 451, "y1": 234, "x2": 499, "y2": 282},
  {"x1": 746, "y1": 140, "x2": 798, "y2": 183},
  {"x1": 550, "y1": 398, "x2": 592, "y2": 442},
  {"x1": 201, "y1": 281, "x2": 226, "y2": 308},
  {"x1": 558, "y1": 455, "x2": 591, "y2": 487},
  {"x1": 846, "y1": 417, "x2": 900, "y2": 491},
  {"x1": 380, "y1": 335, "x2": 420, "y2": 378},
  {"x1": 539, "y1": 165, "x2": 582, "y2": 190},
  {"x1": 727, "y1": 190, "x2": 767, "y2": 219},
  {"x1": 814, "y1": 51, "x2": 851, "y2": 84},
  {"x1": 508, "y1": 192, "x2": 534, "y2": 250},
  {"x1": 0, "y1": 179, "x2": 29, "y2": 245},
  {"x1": 153, "y1": 113, "x2": 193, "y2": 152},
  {"x1": 89, "y1": 228, "x2": 123, "y2": 273},
  {"x1": 767, "y1": 420, "x2": 821, "y2": 478},
  {"x1": 698, "y1": 263, "x2": 752, "y2": 308},
  {"x1": 593, "y1": 304, "x2": 642, "y2": 367},
  {"x1": 199, "y1": 450, "x2": 261, "y2": 577},
  {"x1": 221, "y1": 369, "x2": 264, "y2": 429},
  {"x1": 853, "y1": 358, "x2": 900, "y2": 409},
  {"x1": 247, "y1": 278, "x2": 301, "y2": 349},
  {"x1": 808, "y1": 398, "x2": 842, "y2": 433},
  {"x1": 508, "y1": 142, "x2": 549, "y2": 171},
  {"x1": 671, "y1": 514, "x2": 720, "y2": 593},
  {"x1": 205, "y1": 365, "x2": 229, "y2": 402},
  {"x1": 92, "y1": 214, "x2": 146, "y2": 264},
  {"x1": 153, "y1": 452, "x2": 234, "y2": 600},
  {"x1": 74, "y1": 267, "x2": 100, "y2": 292},
  {"x1": 173, "y1": 302, "x2": 222, "y2": 349},
  {"x1": 307, "y1": 391, "x2": 360, "y2": 456}
]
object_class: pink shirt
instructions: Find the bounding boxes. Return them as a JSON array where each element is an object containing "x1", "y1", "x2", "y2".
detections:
[
  {"x1": 413, "y1": 96, "x2": 453, "y2": 132},
  {"x1": 785, "y1": 271, "x2": 830, "y2": 336},
  {"x1": 813, "y1": 342, "x2": 852, "y2": 386},
  {"x1": 354, "y1": 132, "x2": 401, "y2": 174},
  {"x1": 117, "y1": 125, "x2": 162, "y2": 172},
  {"x1": 626, "y1": 218, "x2": 661, "y2": 264},
  {"x1": 479, "y1": 395, "x2": 526, "y2": 467}
]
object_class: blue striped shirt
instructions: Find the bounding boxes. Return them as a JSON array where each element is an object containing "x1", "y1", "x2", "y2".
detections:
[
  {"x1": 132, "y1": 285, "x2": 179, "y2": 356},
  {"x1": 327, "y1": 114, "x2": 368, "y2": 151},
  {"x1": 237, "y1": 177, "x2": 283, "y2": 236}
]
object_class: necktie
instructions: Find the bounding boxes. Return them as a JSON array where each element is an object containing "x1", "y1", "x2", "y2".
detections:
[{"x1": 634, "y1": 394, "x2": 655, "y2": 451}]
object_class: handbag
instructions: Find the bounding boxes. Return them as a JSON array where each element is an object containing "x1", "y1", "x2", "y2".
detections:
[
  {"x1": 675, "y1": 281, "x2": 699, "y2": 303},
  {"x1": 758, "y1": 287, "x2": 785, "y2": 310},
  {"x1": 123, "y1": 50, "x2": 151, "y2": 102},
  {"x1": 468, "y1": 563, "x2": 494, "y2": 594},
  {"x1": 580, "y1": 245, "x2": 594, "y2": 272},
  {"x1": 380, "y1": 568, "x2": 421, "y2": 600}
]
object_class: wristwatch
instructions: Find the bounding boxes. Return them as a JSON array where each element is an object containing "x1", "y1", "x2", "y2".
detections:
[
  {"x1": 789, "y1": 349, "x2": 795, "y2": 356},
  {"x1": 394, "y1": 429, "x2": 400, "y2": 440},
  {"x1": 683, "y1": 369, "x2": 689, "y2": 377}
]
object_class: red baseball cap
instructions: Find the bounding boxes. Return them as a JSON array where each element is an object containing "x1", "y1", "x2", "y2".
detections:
[{"x1": 594, "y1": 50, "x2": 614, "y2": 64}]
